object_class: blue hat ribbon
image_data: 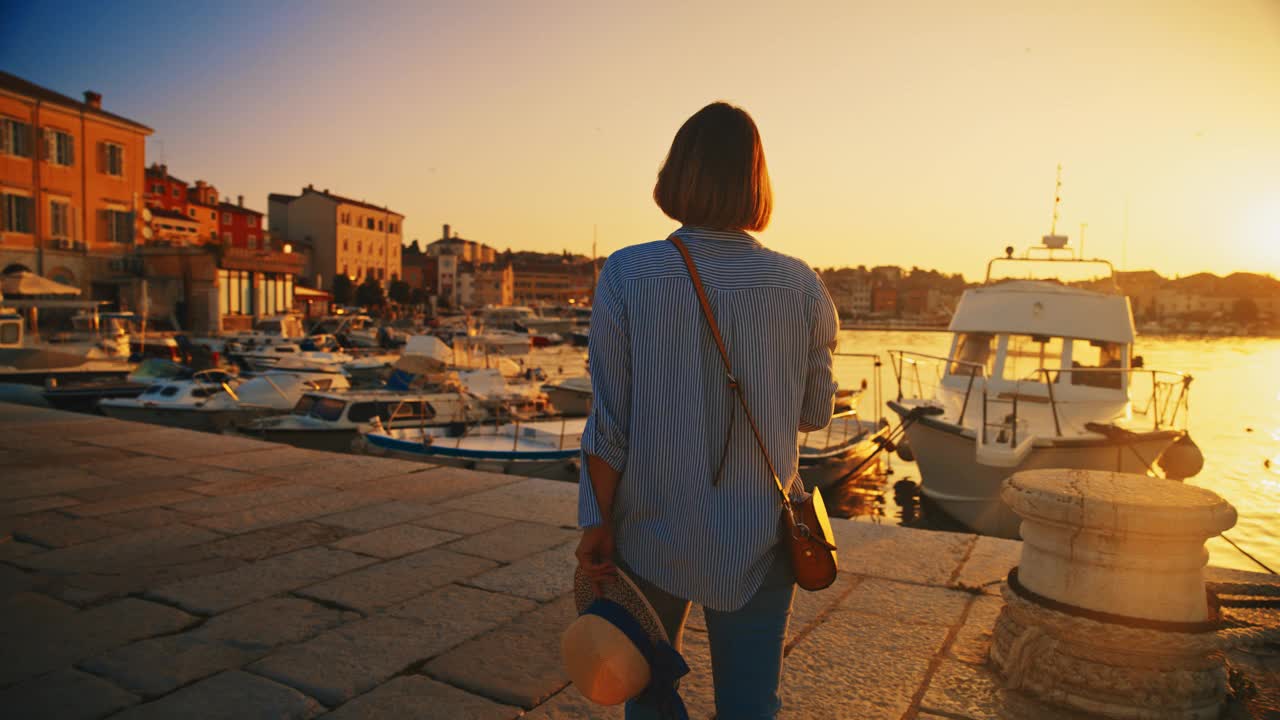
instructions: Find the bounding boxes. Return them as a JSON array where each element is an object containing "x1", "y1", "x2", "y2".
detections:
[{"x1": 581, "y1": 598, "x2": 690, "y2": 720}]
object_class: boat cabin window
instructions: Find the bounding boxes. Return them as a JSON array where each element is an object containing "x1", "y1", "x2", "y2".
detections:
[
  {"x1": 191, "y1": 387, "x2": 220, "y2": 398},
  {"x1": 347, "y1": 402, "x2": 389, "y2": 424},
  {"x1": 949, "y1": 333, "x2": 995, "y2": 377},
  {"x1": 1001, "y1": 335, "x2": 1066, "y2": 383},
  {"x1": 292, "y1": 395, "x2": 317, "y2": 415},
  {"x1": 142, "y1": 385, "x2": 163, "y2": 396},
  {"x1": 1069, "y1": 339, "x2": 1125, "y2": 389},
  {"x1": 310, "y1": 397, "x2": 347, "y2": 421},
  {"x1": 160, "y1": 386, "x2": 180, "y2": 397},
  {"x1": 0, "y1": 319, "x2": 19, "y2": 345}
]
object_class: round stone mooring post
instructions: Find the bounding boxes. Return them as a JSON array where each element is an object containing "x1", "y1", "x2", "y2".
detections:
[{"x1": 989, "y1": 469, "x2": 1238, "y2": 719}]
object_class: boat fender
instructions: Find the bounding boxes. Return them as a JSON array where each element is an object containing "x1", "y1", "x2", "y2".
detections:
[
  {"x1": 896, "y1": 437, "x2": 915, "y2": 462},
  {"x1": 1157, "y1": 433, "x2": 1205, "y2": 480}
]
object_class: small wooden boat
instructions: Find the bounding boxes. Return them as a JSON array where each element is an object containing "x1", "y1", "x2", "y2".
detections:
[
  {"x1": 798, "y1": 410, "x2": 891, "y2": 490},
  {"x1": 362, "y1": 416, "x2": 586, "y2": 481}
]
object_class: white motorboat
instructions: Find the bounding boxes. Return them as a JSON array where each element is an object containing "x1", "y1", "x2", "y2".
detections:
[
  {"x1": 242, "y1": 389, "x2": 492, "y2": 452},
  {"x1": 541, "y1": 375, "x2": 592, "y2": 417},
  {"x1": 237, "y1": 344, "x2": 354, "y2": 374},
  {"x1": 0, "y1": 300, "x2": 135, "y2": 385},
  {"x1": 362, "y1": 416, "x2": 587, "y2": 481},
  {"x1": 452, "y1": 330, "x2": 532, "y2": 358},
  {"x1": 887, "y1": 235, "x2": 1201, "y2": 538},
  {"x1": 99, "y1": 370, "x2": 348, "y2": 432}
]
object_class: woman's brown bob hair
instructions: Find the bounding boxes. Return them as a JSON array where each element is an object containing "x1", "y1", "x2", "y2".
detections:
[{"x1": 653, "y1": 102, "x2": 772, "y2": 232}]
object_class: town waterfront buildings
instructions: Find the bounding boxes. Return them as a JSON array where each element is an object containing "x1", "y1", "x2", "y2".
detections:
[
  {"x1": 0, "y1": 71, "x2": 151, "y2": 298},
  {"x1": 269, "y1": 185, "x2": 403, "y2": 292}
]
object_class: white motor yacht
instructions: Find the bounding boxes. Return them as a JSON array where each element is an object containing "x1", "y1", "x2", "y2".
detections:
[
  {"x1": 237, "y1": 344, "x2": 354, "y2": 374},
  {"x1": 242, "y1": 389, "x2": 493, "y2": 452},
  {"x1": 887, "y1": 236, "x2": 1202, "y2": 538}
]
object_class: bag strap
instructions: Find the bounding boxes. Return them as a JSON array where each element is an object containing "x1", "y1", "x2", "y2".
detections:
[{"x1": 668, "y1": 234, "x2": 792, "y2": 508}]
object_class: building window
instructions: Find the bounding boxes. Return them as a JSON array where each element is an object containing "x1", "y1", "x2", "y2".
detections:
[
  {"x1": 378, "y1": 220, "x2": 384, "y2": 231},
  {"x1": 366, "y1": 218, "x2": 374, "y2": 230},
  {"x1": 222, "y1": 212, "x2": 231, "y2": 224},
  {"x1": 105, "y1": 209, "x2": 132, "y2": 243},
  {"x1": 247, "y1": 235, "x2": 257, "y2": 249},
  {"x1": 44, "y1": 129, "x2": 74, "y2": 166},
  {"x1": 357, "y1": 240, "x2": 362, "y2": 253},
  {"x1": 49, "y1": 199, "x2": 70, "y2": 238},
  {"x1": 0, "y1": 118, "x2": 32, "y2": 158},
  {"x1": 210, "y1": 210, "x2": 216, "y2": 220},
  {"x1": 343, "y1": 238, "x2": 348, "y2": 250},
  {"x1": 103, "y1": 142, "x2": 124, "y2": 176},
  {"x1": 1, "y1": 193, "x2": 35, "y2": 233},
  {"x1": 171, "y1": 187, "x2": 180, "y2": 198},
  {"x1": 188, "y1": 208, "x2": 196, "y2": 218},
  {"x1": 218, "y1": 269, "x2": 253, "y2": 316},
  {"x1": 222, "y1": 232, "x2": 232, "y2": 244}
]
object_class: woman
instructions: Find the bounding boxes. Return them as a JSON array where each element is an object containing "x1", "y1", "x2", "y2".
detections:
[{"x1": 576, "y1": 101, "x2": 839, "y2": 719}]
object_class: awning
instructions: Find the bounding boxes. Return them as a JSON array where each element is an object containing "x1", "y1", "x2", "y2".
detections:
[
  {"x1": 1, "y1": 271, "x2": 82, "y2": 297},
  {"x1": 294, "y1": 286, "x2": 331, "y2": 299}
]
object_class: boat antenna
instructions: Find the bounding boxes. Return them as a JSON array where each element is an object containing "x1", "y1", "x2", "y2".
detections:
[{"x1": 1049, "y1": 164, "x2": 1062, "y2": 237}]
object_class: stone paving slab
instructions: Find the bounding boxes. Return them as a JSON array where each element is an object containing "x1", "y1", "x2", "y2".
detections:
[
  {"x1": 831, "y1": 520, "x2": 976, "y2": 586},
  {"x1": 110, "y1": 670, "x2": 323, "y2": 720},
  {"x1": 315, "y1": 499, "x2": 445, "y2": 532},
  {"x1": 425, "y1": 594, "x2": 576, "y2": 709},
  {"x1": 443, "y1": 520, "x2": 578, "y2": 563},
  {"x1": 202, "y1": 521, "x2": 353, "y2": 562},
  {"x1": 298, "y1": 547, "x2": 497, "y2": 612},
  {"x1": 331, "y1": 523, "x2": 460, "y2": 558},
  {"x1": 415, "y1": 510, "x2": 515, "y2": 535},
  {"x1": 354, "y1": 465, "x2": 521, "y2": 504},
  {"x1": 149, "y1": 546, "x2": 378, "y2": 614},
  {"x1": 14, "y1": 523, "x2": 223, "y2": 574},
  {"x1": 439, "y1": 477, "x2": 580, "y2": 528},
  {"x1": 189, "y1": 491, "x2": 386, "y2": 535},
  {"x1": 253, "y1": 585, "x2": 536, "y2": 707},
  {"x1": 82, "y1": 597, "x2": 354, "y2": 697},
  {"x1": 319, "y1": 675, "x2": 522, "y2": 719},
  {"x1": 0, "y1": 597, "x2": 197, "y2": 686},
  {"x1": 466, "y1": 541, "x2": 578, "y2": 602},
  {"x1": 0, "y1": 667, "x2": 139, "y2": 720}
]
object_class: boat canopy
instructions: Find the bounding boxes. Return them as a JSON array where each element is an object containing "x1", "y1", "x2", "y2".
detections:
[{"x1": 949, "y1": 281, "x2": 1134, "y2": 344}]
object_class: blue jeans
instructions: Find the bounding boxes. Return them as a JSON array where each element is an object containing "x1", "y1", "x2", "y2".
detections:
[{"x1": 623, "y1": 551, "x2": 795, "y2": 720}]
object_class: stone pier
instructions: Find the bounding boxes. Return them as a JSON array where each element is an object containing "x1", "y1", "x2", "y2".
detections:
[{"x1": 0, "y1": 402, "x2": 1275, "y2": 718}]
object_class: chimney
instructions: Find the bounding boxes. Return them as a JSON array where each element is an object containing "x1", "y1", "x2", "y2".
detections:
[
  {"x1": 307, "y1": 183, "x2": 314, "y2": 191},
  {"x1": 237, "y1": 195, "x2": 244, "y2": 207},
  {"x1": 323, "y1": 189, "x2": 329, "y2": 195},
  {"x1": 443, "y1": 224, "x2": 450, "y2": 241},
  {"x1": 83, "y1": 91, "x2": 102, "y2": 109}
]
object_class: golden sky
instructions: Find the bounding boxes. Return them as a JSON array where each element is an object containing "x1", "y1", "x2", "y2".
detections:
[{"x1": 11, "y1": 0, "x2": 1278, "y2": 279}]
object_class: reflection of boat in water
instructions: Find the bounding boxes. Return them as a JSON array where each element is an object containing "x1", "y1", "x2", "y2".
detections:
[
  {"x1": 887, "y1": 233, "x2": 1202, "y2": 538},
  {"x1": 362, "y1": 416, "x2": 586, "y2": 481}
]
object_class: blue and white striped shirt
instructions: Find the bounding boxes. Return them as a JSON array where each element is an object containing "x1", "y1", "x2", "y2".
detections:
[{"x1": 578, "y1": 226, "x2": 840, "y2": 611}]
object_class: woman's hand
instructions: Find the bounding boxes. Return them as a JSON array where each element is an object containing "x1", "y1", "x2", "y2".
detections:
[{"x1": 575, "y1": 525, "x2": 616, "y2": 595}]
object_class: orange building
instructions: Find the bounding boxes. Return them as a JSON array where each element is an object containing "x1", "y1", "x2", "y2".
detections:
[{"x1": 0, "y1": 71, "x2": 151, "y2": 297}]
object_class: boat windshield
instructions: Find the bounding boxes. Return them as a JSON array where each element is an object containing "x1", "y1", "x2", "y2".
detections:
[
  {"x1": 949, "y1": 333, "x2": 995, "y2": 377},
  {"x1": 309, "y1": 397, "x2": 347, "y2": 421},
  {"x1": 1002, "y1": 335, "x2": 1067, "y2": 383},
  {"x1": 292, "y1": 395, "x2": 317, "y2": 415},
  {"x1": 1068, "y1": 339, "x2": 1125, "y2": 389}
]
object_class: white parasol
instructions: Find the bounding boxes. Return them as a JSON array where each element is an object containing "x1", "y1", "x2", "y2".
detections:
[{"x1": 1, "y1": 271, "x2": 82, "y2": 296}]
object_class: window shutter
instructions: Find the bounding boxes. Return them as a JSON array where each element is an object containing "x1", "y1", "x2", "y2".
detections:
[
  {"x1": 66, "y1": 134, "x2": 74, "y2": 165},
  {"x1": 0, "y1": 194, "x2": 8, "y2": 232},
  {"x1": 0, "y1": 121, "x2": 9, "y2": 155},
  {"x1": 98, "y1": 142, "x2": 106, "y2": 173},
  {"x1": 43, "y1": 129, "x2": 54, "y2": 161}
]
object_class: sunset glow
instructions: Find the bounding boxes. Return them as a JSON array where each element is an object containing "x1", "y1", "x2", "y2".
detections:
[{"x1": 4, "y1": 0, "x2": 1277, "y2": 279}]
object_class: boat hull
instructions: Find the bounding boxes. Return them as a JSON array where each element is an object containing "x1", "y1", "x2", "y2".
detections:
[
  {"x1": 798, "y1": 422, "x2": 890, "y2": 491},
  {"x1": 890, "y1": 402, "x2": 1181, "y2": 538},
  {"x1": 98, "y1": 404, "x2": 276, "y2": 433},
  {"x1": 362, "y1": 431, "x2": 579, "y2": 481}
]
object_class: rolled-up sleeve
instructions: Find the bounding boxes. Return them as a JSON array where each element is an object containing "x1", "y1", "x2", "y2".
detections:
[
  {"x1": 578, "y1": 261, "x2": 630, "y2": 528},
  {"x1": 799, "y1": 279, "x2": 840, "y2": 432}
]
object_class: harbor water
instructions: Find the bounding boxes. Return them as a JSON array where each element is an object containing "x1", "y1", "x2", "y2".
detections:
[{"x1": 830, "y1": 329, "x2": 1280, "y2": 575}]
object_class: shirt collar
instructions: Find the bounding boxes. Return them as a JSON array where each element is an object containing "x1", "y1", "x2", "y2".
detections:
[{"x1": 674, "y1": 225, "x2": 761, "y2": 247}]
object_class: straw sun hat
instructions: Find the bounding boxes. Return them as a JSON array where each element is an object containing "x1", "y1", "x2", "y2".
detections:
[{"x1": 561, "y1": 567, "x2": 689, "y2": 715}]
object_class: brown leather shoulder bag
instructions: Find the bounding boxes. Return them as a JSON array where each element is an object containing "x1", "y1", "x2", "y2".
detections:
[{"x1": 669, "y1": 234, "x2": 839, "y2": 591}]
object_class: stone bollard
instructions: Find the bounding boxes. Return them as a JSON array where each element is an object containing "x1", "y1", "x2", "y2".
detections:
[{"x1": 989, "y1": 469, "x2": 1238, "y2": 720}]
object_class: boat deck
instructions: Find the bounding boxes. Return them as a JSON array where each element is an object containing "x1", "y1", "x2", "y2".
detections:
[{"x1": 0, "y1": 401, "x2": 1276, "y2": 718}]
